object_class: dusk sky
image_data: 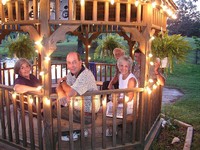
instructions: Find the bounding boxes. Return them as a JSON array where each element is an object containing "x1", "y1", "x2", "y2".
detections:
[{"x1": 196, "y1": 1, "x2": 200, "y2": 11}]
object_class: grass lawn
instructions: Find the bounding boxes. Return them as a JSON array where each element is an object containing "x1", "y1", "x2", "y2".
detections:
[{"x1": 161, "y1": 49, "x2": 200, "y2": 149}]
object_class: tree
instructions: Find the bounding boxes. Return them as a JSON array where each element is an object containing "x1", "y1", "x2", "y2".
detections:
[{"x1": 167, "y1": 0, "x2": 200, "y2": 37}]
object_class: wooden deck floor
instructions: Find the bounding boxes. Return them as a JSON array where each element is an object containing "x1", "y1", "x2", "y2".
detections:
[{"x1": 0, "y1": 142, "x2": 19, "y2": 150}]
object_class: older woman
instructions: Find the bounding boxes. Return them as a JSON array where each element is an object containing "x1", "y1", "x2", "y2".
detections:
[
  {"x1": 117, "y1": 55, "x2": 138, "y2": 103},
  {"x1": 14, "y1": 58, "x2": 41, "y2": 93},
  {"x1": 107, "y1": 55, "x2": 138, "y2": 116},
  {"x1": 106, "y1": 55, "x2": 138, "y2": 136}
]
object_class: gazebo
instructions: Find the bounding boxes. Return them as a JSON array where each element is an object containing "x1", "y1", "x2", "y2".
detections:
[{"x1": 0, "y1": 0, "x2": 177, "y2": 149}]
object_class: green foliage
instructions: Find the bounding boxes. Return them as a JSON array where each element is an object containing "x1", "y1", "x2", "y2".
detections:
[
  {"x1": 162, "y1": 50, "x2": 200, "y2": 149},
  {"x1": 4, "y1": 33, "x2": 36, "y2": 60},
  {"x1": 151, "y1": 31, "x2": 191, "y2": 73},
  {"x1": 94, "y1": 34, "x2": 127, "y2": 59},
  {"x1": 192, "y1": 36, "x2": 200, "y2": 50},
  {"x1": 0, "y1": 46, "x2": 8, "y2": 55}
]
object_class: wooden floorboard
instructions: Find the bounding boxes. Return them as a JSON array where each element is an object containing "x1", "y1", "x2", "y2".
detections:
[{"x1": 0, "y1": 142, "x2": 20, "y2": 150}]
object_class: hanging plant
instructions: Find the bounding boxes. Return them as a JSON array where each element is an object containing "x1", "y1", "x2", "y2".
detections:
[
  {"x1": 94, "y1": 34, "x2": 127, "y2": 59},
  {"x1": 151, "y1": 31, "x2": 191, "y2": 73},
  {"x1": 4, "y1": 32, "x2": 36, "y2": 60}
]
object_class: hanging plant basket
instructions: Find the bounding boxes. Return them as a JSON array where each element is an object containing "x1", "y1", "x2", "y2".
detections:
[
  {"x1": 151, "y1": 31, "x2": 191, "y2": 73},
  {"x1": 156, "y1": 57, "x2": 169, "y2": 68},
  {"x1": 4, "y1": 32, "x2": 36, "y2": 60}
]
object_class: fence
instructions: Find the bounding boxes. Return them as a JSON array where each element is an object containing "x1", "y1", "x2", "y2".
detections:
[
  {"x1": 0, "y1": 62, "x2": 115, "y2": 87},
  {"x1": 0, "y1": 62, "x2": 163, "y2": 149},
  {"x1": 0, "y1": 83, "x2": 163, "y2": 149}
]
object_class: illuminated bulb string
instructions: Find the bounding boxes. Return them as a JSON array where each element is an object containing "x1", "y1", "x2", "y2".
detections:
[{"x1": 145, "y1": 35, "x2": 161, "y2": 95}]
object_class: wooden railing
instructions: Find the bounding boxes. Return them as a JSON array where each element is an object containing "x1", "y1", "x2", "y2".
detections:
[
  {"x1": 0, "y1": 61, "x2": 163, "y2": 149},
  {"x1": 0, "y1": 62, "x2": 115, "y2": 87},
  {"x1": 0, "y1": 83, "x2": 163, "y2": 149}
]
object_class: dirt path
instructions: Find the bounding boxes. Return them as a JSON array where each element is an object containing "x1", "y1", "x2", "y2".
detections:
[{"x1": 162, "y1": 87, "x2": 184, "y2": 105}]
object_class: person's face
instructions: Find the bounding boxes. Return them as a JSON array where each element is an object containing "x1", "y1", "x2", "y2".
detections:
[
  {"x1": 119, "y1": 60, "x2": 130, "y2": 76},
  {"x1": 66, "y1": 53, "x2": 82, "y2": 75},
  {"x1": 134, "y1": 52, "x2": 141, "y2": 63},
  {"x1": 19, "y1": 63, "x2": 31, "y2": 79},
  {"x1": 114, "y1": 50, "x2": 124, "y2": 60}
]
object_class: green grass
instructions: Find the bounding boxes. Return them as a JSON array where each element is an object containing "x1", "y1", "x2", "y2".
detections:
[
  {"x1": 162, "y1": 49, "x2": 200, "y2": 149},
  {"x1": 52, "y1": 42, "x2": 78, "y2": 58}
]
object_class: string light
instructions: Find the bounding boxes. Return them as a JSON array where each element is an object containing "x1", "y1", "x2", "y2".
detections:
[
  {"x1": 148, "y1": 78, "x2": 154, "y2": 83},
  {"x1": 156, "y1": 81, "x2": 160, "y2": 86},
  {"x1": 110, "y1": 0, "x2": 114, "y2": 5},
  {"x1": 102, "y1": 96, "x2": 107, "y2": 106},
  {"x1": 149, "y1": 53, "x2": 153, "y2": 58},
  {"x1": 35, "y1": 40, "x2": 42, "y2": 47},
  {"x1": 45, "y1": 56, "x2": 51, "y2": 61},
  {"x1": 45, "y1": 98, "x2": 51, "y2": 106},
  {"x1": 146, "y1": 87, "x2": 152, "y2": 94},
  {"x1": 36, "y1": 86, "x2": 43, "y2": 91},
  {"x1": 152, "y1": 1, "x2": 157, "y2": 8},
  {"x1": 172, "y1": 14, "x2": 177, "y2": 19},
  {"x1": 74, "y1": 101, "x2": 78, "y2": 106},
  {"x1": 153, "y1": 84, "x2": 157, "y2": 89},
  {"x1": 80, "y1": 0, "x2": 85, "y2": 5},
  {"x1": 167, "y1": 8, "x2": 173, "y2": 16},
  {"x1": 2, "y1": 0, "x2": 7, "y2": 5},
  {"x1": 29, "y1": 97, "x2": 34, "y2": 104},
  {"x1": 39, "y1": 71, "x2": 45, "y2": 76},
  {"x1": 125, "y1": 95, "x2": 129, "y2": 103},
  {"x1": 150, "y1": 36, "x2": 155, "y2": 41},
  {"x1": 12, "y1": 92, "x2": 17, "y2": 99},
  {"x1": 150, "y1": 61, "x2": 154, "y2": 66},
  {"x1": 135, "y1": 0, "x2": 139, "y2": 7}
]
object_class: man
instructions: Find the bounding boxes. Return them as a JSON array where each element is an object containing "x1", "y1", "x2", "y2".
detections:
[
  {"x1": 133, "y1": 49, "x2": 165, "y2": 86},
  {"x1": 102, "y1": 48, "x2": 125, "y2": 90},
  {"x1": 56, "y1": 52, "x2": 100, "y2": 124}
]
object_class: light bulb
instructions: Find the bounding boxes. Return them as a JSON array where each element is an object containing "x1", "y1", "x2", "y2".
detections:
[
  {"x1": 45, "y1": 56, "x2": 51, "y2": 61},
  {"x1": 152, "y1": 1, "x2": 156, "y2": 8},
  {"x1": 110, "y1": 0, "x2": 114, "y2": 5},
  {"x1": 2, "y1": 0, "x2": 7, "y2": 5},
  {"x1": 135, "y1": 0, "x2": 139, "y2": 7},
  {"x1": 149, "y1": 53, "x2": 153, "y2": 58}
]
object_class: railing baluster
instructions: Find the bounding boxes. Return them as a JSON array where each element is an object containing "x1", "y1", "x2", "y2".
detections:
[
  {"x1": 12, "y1": 92, "x2": 20, "y2": 144},
  {"x1": 0, "y1": 88, "x2": 6, "y2": 139},
  {"x1": 0, "y1": 75, "x2": 163, "y2": 150},
  {"x1": 27, "y1": 95, "x2": 35, "y2": 149},
  {"x1": 19, "y1": 94, "x2": 27, "y2": 147},
  {"x1": 5, "y1": 90, "x2": 13, "y2": 141},
  {"x1": 36, "y1": 96, "x2": 43, "y2": 150}
]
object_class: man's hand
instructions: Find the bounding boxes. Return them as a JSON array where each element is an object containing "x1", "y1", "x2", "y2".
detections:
[{"x1": 57, "y1": 76, "x2": 67, "y2": 84}]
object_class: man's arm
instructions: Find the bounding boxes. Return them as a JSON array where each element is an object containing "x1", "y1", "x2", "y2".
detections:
[
  {"x1": 56, "y1": 78, "x2": 77, "y2": 100},
  {"x1": 108, "y1": 75, "x2": 118, "y2": 89}
]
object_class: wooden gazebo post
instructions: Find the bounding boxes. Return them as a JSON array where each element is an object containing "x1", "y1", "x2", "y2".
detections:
[{"x1": 39, "y1": 0, "x2": 54, "y2": 149}]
